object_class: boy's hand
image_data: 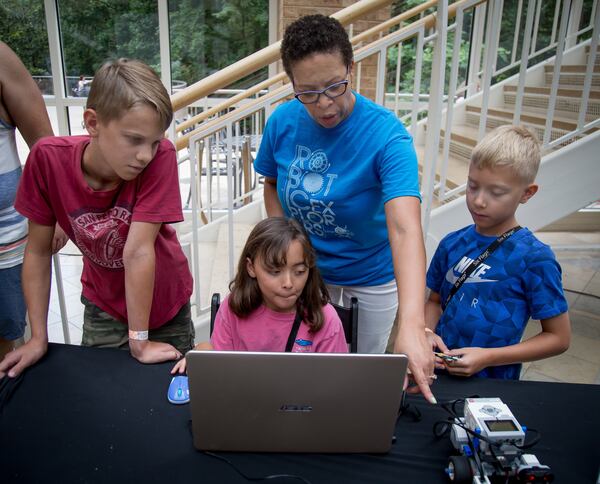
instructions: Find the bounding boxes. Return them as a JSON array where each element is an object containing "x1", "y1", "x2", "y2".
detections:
[
  {"x1": 444, "y1": 347, "x2": 488, "y2": 376},
  {"x1": 425, "y1": 330, "x2": 451, "y2": 370},
  {"x1": 0, "y1": 337, "x2": 48, "y2": 378},
  {"x1": 129, "y1": 340, "x2": 182, "y2": 364}
]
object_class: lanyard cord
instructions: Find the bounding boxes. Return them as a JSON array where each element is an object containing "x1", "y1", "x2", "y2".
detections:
[
  {"x1": 284, "y1": 310, "x2": 303, "y2": 352},
  {"x1": 444, "y1": 226, "x2": 522, "y2": 308}
]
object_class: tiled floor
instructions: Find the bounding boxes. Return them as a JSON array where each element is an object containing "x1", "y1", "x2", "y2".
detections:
[{"x1": 46, "y1": 231, "x2": 600, "y2": 385}]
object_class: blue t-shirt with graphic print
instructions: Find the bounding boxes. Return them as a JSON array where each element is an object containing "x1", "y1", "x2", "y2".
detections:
[
  {"x1": 254, "y1": 92, "x2": 421, "y2": 286},
  {"x1": 426, "y1": 225, "x2": 568, "y2": 380}
]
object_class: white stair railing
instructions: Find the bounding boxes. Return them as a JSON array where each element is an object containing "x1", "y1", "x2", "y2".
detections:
[{"x1": 180, "y1": 0, "x2": 599, "y2": 317}]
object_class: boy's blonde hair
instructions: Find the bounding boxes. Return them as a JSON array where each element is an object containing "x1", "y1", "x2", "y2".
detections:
[
  {"x1": 86, "y1": 58, "x2": 173, "y2": 130},
  {"x1": 470, "y1": 125, "x2": 541, "y2": 184}
]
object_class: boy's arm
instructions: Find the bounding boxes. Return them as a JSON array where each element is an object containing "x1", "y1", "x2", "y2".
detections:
[
  {"x1": 0, "y1": 221, "x2": 53, "y2": 377},
  {"x1": 123, "y1": 221, "x2": 182, "y2": 364},
  {"x1": 445, "y1": 312, "x2": 571, "y2": 377},
  {"x1": 424, "y1": 290, "x2": 450, "y2": 364},
  {"x1": 424, "y1": 290, "x2": 442, "y2": 331}
]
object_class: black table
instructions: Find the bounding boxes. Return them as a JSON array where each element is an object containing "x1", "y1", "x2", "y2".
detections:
[{"x1": 1, "y1": 343, "x2": 599, "y2": 483}]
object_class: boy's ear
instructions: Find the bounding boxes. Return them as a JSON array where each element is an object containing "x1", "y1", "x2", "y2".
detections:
[
  {"x1": 246, "y1": 257, "x2": 257, "y2": 278},
  {"x1": 83, "y1": 108, "x2": 100, "y2": 137},
  {"x1": 520, "y1": 183, "x2": 538, "y2": 204}
]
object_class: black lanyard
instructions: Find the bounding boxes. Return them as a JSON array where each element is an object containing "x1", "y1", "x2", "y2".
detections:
[
  {"x1": 284, "y1": 310, "x2": 303, "y2": 352},
  {"x1": 444, "y1": 226, "x2": 522, "y2": 307}
]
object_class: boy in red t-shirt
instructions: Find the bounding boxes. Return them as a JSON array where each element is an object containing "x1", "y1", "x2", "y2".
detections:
[{"x1": 0, "y1": 59, "x2": 194, "y2": 378}]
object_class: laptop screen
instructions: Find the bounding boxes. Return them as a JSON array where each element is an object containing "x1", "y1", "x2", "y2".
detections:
[{"x1": 186, "y1": 351, "x2": 408, "y2": 453}]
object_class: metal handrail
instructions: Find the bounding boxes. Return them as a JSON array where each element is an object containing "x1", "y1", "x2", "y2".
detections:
[
  {"x1": 172, "y1": 0, "x2": 444, "y2": 149},
  {"x1": 175, "y1": 0, "x2": 484, "y2": 152},
  {"x1": 171, "y1": 0, "x2": 395, "y2": 112}
]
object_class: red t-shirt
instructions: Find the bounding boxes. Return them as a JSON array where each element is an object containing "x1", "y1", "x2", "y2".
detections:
[{"x1": 15, "y1": 135, "x2": 193, "y2": 328}]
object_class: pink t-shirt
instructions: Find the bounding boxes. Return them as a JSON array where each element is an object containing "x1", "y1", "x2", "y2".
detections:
[
  {"x1": 211, "y1": 296, "x2": 349, "y2": 353},
  {"x1": 15, "y1": 135, "x2": 192, "y2": 328}
]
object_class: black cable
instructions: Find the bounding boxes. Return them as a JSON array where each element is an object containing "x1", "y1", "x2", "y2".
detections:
[
  {"x1": 397, "y1": 391, "x2": 422, "y2": 423},
  {"x1": 203, "y1": 451, "x2": 312, "y2": 484},
  {"x1": 515, "y1": 427, "x2": 541, "y2": 449},
  {"x1": 185, "y1": 421, "x2": 312, "y2": 483},
  {"x1": 466, "y1": 427, "x2": 486, "y2": 479}
]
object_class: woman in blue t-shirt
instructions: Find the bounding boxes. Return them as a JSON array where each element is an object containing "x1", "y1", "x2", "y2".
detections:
[{"x1": 254, "y1": 14, "x2": 436, "y2": 404}]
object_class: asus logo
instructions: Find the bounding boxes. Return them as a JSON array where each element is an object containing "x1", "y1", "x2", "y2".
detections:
[{"x1": 279, "y1": 404, "x2": 313, "y2": 412}]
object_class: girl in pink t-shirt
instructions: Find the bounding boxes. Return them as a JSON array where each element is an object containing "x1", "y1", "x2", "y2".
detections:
[{"x1": 172, "y1": 217, "x2": 348, "y2": 373}]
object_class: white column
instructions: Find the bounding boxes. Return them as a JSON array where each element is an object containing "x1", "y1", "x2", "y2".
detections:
[
  {"x1": 44, "y1": 0, "x2": 70, "y2": 136},
  {"x1": 268, "y1": 0, "x2": 279, "y2": 81}
]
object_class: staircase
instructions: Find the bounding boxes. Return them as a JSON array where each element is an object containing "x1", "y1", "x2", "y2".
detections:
[{"x1": 432, "y1": 45, "x2": 600, "y2": 192}]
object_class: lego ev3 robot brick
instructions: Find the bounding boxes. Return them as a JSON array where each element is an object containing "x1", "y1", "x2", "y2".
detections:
[{"x1": 464, "y1": 397, "x2": 525, "y2": 446}]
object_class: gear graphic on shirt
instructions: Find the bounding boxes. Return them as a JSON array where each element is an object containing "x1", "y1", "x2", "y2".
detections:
[
  {"x1": 334, "y1": 225, "x2": 353, "y2": 238},
  {"x1": 307, "y1": 150, "x2": 329, "y2": 173},
  {"x1": 302, "y1": 172, "x2": 324, "y2": 194}
]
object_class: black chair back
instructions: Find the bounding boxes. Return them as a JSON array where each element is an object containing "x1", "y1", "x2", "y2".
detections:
[
  {"x1": 209, "y1": 293, "x2": 220, "y2": 336},
  {"x1": 331, "y1": 297, "x2": 359, "y2": 353}
]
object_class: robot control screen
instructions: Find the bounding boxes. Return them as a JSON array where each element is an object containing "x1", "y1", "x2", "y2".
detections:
[{"x1": 484, "y1": 419, "x2": 519, "y2": 432}]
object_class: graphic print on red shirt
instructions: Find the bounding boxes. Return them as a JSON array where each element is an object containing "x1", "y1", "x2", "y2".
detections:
[{"x1": 71, "y1": 205, "x2": 133, "y2": 269}]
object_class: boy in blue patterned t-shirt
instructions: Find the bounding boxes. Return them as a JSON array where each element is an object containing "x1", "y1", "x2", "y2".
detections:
[{"x1": 425, "y1": 126, "x2": 571, "y2": 379}]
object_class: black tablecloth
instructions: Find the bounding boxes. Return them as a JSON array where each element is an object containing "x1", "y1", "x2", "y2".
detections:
[{"x1": 1, "y1": 343, "x2": 599, "y2": 483}]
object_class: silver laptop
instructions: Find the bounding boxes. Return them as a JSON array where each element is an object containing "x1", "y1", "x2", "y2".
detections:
[{"x1": 186, "y1": 351, "x2": 408, "y2": 453}]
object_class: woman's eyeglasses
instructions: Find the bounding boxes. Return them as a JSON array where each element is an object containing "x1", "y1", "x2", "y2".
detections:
[{"x1": 294, "y1": 79, "x2": 349, "y2": 105}]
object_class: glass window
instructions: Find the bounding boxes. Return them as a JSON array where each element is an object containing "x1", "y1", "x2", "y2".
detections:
[
  {"x1": 57, "y1": 0, "x2": 160, "y2": 97},
  {"x1": 169, "y1": 0, "x2": 269, "y2": 92},
  {"x1": 0, "y1": 1, "x2": 53, "y2": 95}
]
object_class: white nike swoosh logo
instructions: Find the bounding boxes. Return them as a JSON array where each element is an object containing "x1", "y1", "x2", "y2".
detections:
[{"x1": 445, "y1": 268, "x2": 497, "y2": 284}]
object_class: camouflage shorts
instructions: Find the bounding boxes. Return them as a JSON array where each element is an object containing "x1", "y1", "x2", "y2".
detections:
[{"x1": 81, "y1": 295, "x2": 195, "y2": 354}]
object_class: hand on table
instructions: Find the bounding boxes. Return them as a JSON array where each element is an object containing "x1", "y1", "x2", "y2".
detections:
[
  {"x1": 395, "y1": 326, "x2": 437, "y2": 404},
  {"x1": 129, "y1": 340, "x2": 182, "y2": 364},
  {"x1": 0, "y1": 336, "x2": 48, "y2": 378}
]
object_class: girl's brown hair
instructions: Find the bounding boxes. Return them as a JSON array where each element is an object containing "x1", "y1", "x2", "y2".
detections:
[{"x1": 228, "y1": 217, "x2": 329, "y2": 332}]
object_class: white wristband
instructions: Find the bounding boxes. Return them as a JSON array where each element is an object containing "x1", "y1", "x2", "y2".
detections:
[{"x1": 128, "y1": 330, "x2": 149, "y2": 341}]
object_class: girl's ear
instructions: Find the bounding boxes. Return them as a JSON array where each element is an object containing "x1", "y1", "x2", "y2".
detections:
[{"x1": 246, "y1": 257, "x2": 256, "y2": 278}]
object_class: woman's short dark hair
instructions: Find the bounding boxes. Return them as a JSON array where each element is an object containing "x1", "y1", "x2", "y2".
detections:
[
  {"x1": 281, "y1": 14, "x2": 353, "y2": 80},
  {"x1": 228, "y1": 217, "x2": 329, "y2": 332}
]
